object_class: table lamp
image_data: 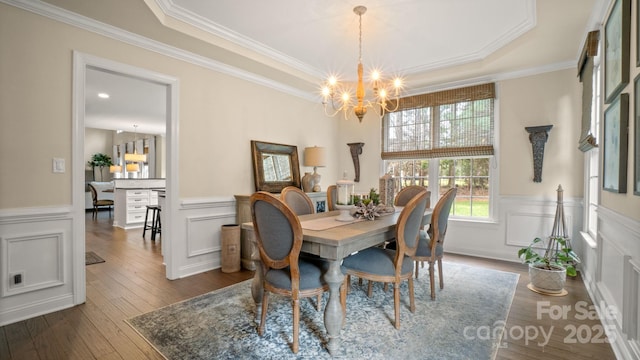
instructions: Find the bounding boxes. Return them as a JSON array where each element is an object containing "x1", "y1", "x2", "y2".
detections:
[{"x1": 304, "y1": 146, "x2": 326, "y2": 192}]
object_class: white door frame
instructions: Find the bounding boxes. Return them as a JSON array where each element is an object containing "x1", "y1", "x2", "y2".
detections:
[{"x1": 72, "y1": 51, "x2": 180, "y2": 303}]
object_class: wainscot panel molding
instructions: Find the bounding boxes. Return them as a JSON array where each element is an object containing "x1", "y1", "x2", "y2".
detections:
[
  {"x1": 0, "y1": 207, "x2": 77, "y2": 327},
  {"x1": 173, "y1": 197, "x2": 236, "y2": 278},
  {"x1": 446, "y1": 195, "x2": 583, "y2": 263},
  {"x1": 580, "y1": 206, "x2": 640, "y2": 360}
]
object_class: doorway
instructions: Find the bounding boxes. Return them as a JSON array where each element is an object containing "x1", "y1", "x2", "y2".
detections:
[{"x1": 72, "y1": 52, "x2": 179, "y2": 304}]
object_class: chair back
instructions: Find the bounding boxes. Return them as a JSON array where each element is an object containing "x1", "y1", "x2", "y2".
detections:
[
  {"x1": 429, "y1": 187, "x2": 457, "y2": 247},
  {"x1": 88, "y1": 183, "x2": 98, "y2": 205},
  {"x1": 326, "y1": 185, "x2": 337, "y2": 211},
  {"x1": 251, "y1": 191, "x2": 303, "y2": 274},
  {"x1": 281, "y1": 186, "x2": 315, "y2": 215},
  {"x1": 394, "y1": 190, "x2": 429, "y2": 260},
  {"x1": 395, "y1": 185, "x2": 431, "y2": 209}
]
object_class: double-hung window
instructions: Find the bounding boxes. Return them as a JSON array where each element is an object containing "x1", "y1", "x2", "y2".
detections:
[{"x1": 382, "y1": 83, "x2": 496, "y2": 220}]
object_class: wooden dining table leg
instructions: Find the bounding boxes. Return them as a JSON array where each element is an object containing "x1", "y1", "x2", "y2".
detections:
[{"x1": 324, "y1": 259, "x2": 344, "y2": 356}]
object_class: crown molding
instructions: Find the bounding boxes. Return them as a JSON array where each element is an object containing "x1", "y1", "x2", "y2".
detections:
[
  {"x1": 0, "y1": 0, "x2": 316, "y2": 102},
  {"x1": 153, "y1": 0, "x2": 325, "y2": 80}
]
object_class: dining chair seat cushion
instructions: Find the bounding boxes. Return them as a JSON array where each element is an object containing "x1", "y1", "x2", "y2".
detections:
[
  {"x1": 415, "y1": 231, "x2": 443, "y2": 258},
  {"x1": 95, "y1": 199, "x2": 114, "y2": 206},
  {"x1": 342, "y1": 247, "x2": 413, "y2": 277},
  {"x1": 265, "y1": 258, "x2": 327, "y2": 290}
]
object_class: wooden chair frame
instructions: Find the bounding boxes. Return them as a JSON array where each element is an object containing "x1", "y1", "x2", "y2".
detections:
[
  {"x1": 413, "y1": 187, "x2": 457, "y2": 300},
  {"x1": 88, "y1": 183, "x2": 114, "y2": 219},
  {"x1": 250, "y1": 191, "x2": 328, "y2": 353},
  {"x1": 280, "y1": 186, "x2": 315, "y2": 215}
]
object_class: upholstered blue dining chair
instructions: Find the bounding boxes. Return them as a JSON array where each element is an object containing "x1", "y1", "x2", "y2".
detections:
[
  {"x1": 413, "y1": 187, "x2": 457, "y2": 300},
  {"x1": 250, "y1": 191, "x2": 328, "y2": 354},
  {"x1": 340, "y1": 189, "x2": 429, "y2": 329},
  {"x1": 281, "y1": 186, "x2": 315, "y2": 215}
]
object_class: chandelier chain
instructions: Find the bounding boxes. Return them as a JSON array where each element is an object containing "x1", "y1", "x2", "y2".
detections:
[{"x1": 358, "y1": 12, "x2": 362, "y2": 63}]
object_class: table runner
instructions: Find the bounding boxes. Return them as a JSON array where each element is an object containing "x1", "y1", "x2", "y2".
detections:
[{"x1": 301, "y1": 215, "x2": 363, "y2": 231}]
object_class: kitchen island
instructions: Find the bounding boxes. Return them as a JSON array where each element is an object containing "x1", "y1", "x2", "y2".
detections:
[{"x1": 113, "y1": 178, "x2": 165, "y2": 229}]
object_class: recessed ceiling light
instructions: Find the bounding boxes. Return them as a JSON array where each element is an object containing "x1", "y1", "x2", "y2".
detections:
[{"x1": 98, "y1": 93, "x2": 110, "y2": 99}]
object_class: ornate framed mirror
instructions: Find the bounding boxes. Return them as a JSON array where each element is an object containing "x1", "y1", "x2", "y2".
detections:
[{"x1": 251, "y1": 140, "x2": 301, "y2": 193}]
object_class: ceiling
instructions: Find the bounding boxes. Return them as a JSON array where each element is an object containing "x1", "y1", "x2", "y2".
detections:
[{"x1": 85, "y1": 0, "x2": 606, "y2": 135}]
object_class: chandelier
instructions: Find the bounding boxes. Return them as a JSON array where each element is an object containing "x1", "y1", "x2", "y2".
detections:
[
  {"x1": 124, "y1": 124, "x2": 147, "y2": 163},
  {"x1": 321, "y1": 5, "x2": 403, "y2": 122}
]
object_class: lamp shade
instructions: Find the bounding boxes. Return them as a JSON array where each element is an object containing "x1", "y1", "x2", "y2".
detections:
[
  {"x1": 109, "y1": 165, "x2": 122, "y2": 173},
  {"x1": 124, "y1": 152, "x2": 147, "y2": 162},
  {"x1": 304, "y1": 146, "x2": 326, "y2": 167},
  {"x1": 126, "y1": 163, "x2": 140, "y2": 172}
]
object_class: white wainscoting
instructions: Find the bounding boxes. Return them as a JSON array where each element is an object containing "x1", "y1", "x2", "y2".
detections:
[
  {"x1": 446, "y1": 195, "x2": 583, "y2": 262},
  {"x1": 174, "y1": 197, "x2": 237, "y2": 279},
  {"x1": 579, "y1": 207, "x2": 640, "y2": 360},
  {"x1": 0, "y1": 207, "x2": 77, "y2": 327}
]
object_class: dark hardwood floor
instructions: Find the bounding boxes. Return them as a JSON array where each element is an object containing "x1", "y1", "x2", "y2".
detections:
[{"x1": 0, "y1": 210, "x2": 617, "y2": 359}]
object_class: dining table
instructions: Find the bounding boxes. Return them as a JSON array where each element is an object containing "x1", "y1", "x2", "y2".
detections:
[{"x1": 241, "y1": 206, "x2": 432, "y2": 356}]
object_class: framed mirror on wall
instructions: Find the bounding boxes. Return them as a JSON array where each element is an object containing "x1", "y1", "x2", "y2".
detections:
[{"x1": 251, "y1": 140, "x2": 301, "y2": 193}]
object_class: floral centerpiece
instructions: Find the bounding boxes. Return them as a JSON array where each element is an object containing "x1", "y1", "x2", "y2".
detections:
[{"x1": 354, "y1": 188, "x2": 389, "y2": 220}]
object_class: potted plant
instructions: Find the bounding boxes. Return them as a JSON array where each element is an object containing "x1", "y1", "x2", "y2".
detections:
[
  {"x1": 518, "y1": 236, "x2": 581, "y2": 294},
  {"x1": 88, "y1": 153, "x2": 113, "y2": 181}
]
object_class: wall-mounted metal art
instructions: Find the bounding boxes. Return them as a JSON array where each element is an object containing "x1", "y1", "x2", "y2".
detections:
[
  {"x1": 347, "y1": 142, "x2": 364, "y2": 182},
  {"x1": 525, "y1": 125, "x2": 553, "y2": 183}
]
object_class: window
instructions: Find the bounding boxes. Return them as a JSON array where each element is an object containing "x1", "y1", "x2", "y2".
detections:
[
  {"x1": 577, "y1": 30, "x2": 600, "y2": 239},
  {"x1": 382, "y1": 83, "x2": 495, "y2": 219},
  {"x1": 585, "y1": 58, "x2": 601, "y2": 238}
]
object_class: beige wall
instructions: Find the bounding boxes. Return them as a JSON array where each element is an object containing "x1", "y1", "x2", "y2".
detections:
[
  {"x1": 499, "y1": 70, "x2": 584, "y2": 198},
  {"x1": 0, "y1": 3, "x2": 336, "y2": 209},
  {"x1": 84, "y1": 127, "x2": 113, "y2": 181}
]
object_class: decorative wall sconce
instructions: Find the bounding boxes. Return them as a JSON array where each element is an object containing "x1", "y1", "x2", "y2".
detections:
[
  {"x1": 347, "y1": 142, "x2": 364, "y2": 182},
  {"x1": 525, "y1": 125, "x2": 553, "y2": 183}
]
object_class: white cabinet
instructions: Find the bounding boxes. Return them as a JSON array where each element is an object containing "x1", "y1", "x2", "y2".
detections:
[{"x1": 114, "y1": 187, "x2": 161, "y2": 229}]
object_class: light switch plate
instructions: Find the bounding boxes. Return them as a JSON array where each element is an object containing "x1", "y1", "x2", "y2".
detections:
[{"x1": 53, "y1": 158, "x2": 65, "y2": 173}]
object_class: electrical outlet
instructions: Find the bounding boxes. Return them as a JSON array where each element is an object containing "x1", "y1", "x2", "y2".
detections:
[{"x1": 10, "y1": 272, "x2": 24, "y2": 287}]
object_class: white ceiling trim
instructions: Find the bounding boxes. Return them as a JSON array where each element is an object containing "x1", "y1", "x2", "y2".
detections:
[
  {"x1": 154, "y1": 0, "x2": 325, "y2": 79},
  {"x1": 1, "y1": 0, "x2": 315, "y2": 102},
  {"x1": 404, "y1": 0, "x2": 538, "y2": 75},
  {"x1": 407, "y1": 60, "x2": 575, "y2": 98}
]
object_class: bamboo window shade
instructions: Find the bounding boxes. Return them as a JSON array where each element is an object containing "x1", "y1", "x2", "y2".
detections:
[
  {"x1": 382, "y1": 83, "x2": 496, "y2": 160},
  {"x1": 577, "y1": 30, "x2": 599, "y2": 152}
]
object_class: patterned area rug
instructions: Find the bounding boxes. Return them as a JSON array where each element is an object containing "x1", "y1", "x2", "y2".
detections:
[
  {"x1": 126, "y1": 262, "x2": 518, "y2": 359},
  {"x1": 85, "y1": 251, "x2": 105, "y2": 265}
]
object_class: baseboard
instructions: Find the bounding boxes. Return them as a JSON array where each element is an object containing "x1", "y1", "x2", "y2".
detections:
[{"x1": 0, "y1": 293, "x2": 75, "y2": 327}]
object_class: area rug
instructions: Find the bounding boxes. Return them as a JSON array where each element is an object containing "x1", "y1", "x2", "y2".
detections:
[
  {"x1": 126, "y1": 262, "x2": 518, "y2": 359},
  {"x1": 85, "y1": 251, "x2": 105, "y2": 265}
]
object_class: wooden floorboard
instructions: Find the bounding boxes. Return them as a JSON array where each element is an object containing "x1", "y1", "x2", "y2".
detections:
[{"x1": 0, "y1": 210, "x2": 618, "y2": 359}]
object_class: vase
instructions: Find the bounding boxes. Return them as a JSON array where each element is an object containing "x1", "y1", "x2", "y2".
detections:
[
  {"x1": 302, "y1": 172, "x2": 313, "y2": 192},
  {"x1": 528, "y1": 263, "x2": 566, "y2": 294},
  {"x1": 311, "y1": 170, "x2": 322, "y2": 192}
]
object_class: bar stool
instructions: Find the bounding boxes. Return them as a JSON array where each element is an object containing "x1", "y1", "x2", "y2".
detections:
[{"x1": 143, "y1": 205, "x2": 161, "y2": 241}]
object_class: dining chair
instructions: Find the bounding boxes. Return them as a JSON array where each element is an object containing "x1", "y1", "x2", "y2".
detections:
[
  {"x1": 395, "y1": 185, "x2": 431, "y2": 209},
  {"x1": 340, "y1": 189, "x2": 429, "y2": 329},
  {"x1": 88, "y1": 183, "x2": 114, "y2": 219},
  {"x1": 413, "y1": 187, "x2": 457, "y2": 300},
  {"x1": 250, "y1": 191, "x2": 329, "y2": 354},
  {"x1": 326, "y1": 184, "x2": 337, "y2": 211},
  {"x1": 281, "y1": 186, "x2": 315, "y2": 215}
]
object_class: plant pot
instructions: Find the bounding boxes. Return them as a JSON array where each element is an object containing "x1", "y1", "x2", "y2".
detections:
[{"x1": 528, "y1": 263, "x2": 566, "y2": 294}]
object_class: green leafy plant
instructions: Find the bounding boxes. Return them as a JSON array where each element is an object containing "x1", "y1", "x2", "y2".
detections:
[
  {"x1": 518, "y1": 237, "x2": 581, "y2": 277},
  {"x1": 87, "y1": 153, "x2": 113, "y2": 181}
]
